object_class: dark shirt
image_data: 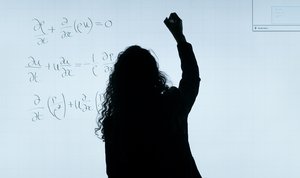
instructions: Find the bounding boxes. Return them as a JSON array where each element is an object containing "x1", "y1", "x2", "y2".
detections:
[{"x1": 105, "y1": 42, "x2": 201, "y2": 178}]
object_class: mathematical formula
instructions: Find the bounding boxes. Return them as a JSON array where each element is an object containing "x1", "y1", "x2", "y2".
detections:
[
  {"x1": 28, "y1": 16, "x2": 114, "y2": 122},
  {"x1": 33, "y1": 17, "x2": 112, "y2": 45},
  {"x1": 30, "y1": 92, "x2": 103, "y2": 122},
  {"x1": 26, "y1": 52, "x2": 116, "y2": 83}
]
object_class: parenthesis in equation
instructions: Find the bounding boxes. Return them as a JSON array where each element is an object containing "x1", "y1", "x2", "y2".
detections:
[
  {"x1": 73, "y1": 20, "x2": 79, "y2": 33},
  {"x1": 95, "y1": 91, "x2": 102, "y2": 114},
  {"x1": 87, "y1": 17, "x2": 93, "y2": 34},
  {"x1": 47, "y1": 94, "x2": 67, "y2": 120},
  {"x1": 47, "y1": 96, "x2": 60, "y2": 120},
  {"x1": 92, "y1": 65, "x2": 98, "y2": 77},
  {"x1": 73, "y1": 17, "x2": 93, "y2": 34},
  {"x1": 61, "y1": 93, "x2": 67, "y2": 118}
]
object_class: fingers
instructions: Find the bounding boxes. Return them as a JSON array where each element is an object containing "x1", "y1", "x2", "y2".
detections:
[
  {"x1": 168, "y1": 12, "x2": 181, "y2": 22},
  {"x1": 169, "y1": 12, "x2": 179, "y2": 19},
  {"x1": 164, "y1": 12, "x2": 185, "y2": 43},
  {"x1": 164, "y1": 17, "x2": 170, "y2": 26},
  {"x1": 164, "y1": 12, "x2": 183, "y2": 33},
  {"x1": 164, "y1": 13, "x2": 182, "y2": 29}
]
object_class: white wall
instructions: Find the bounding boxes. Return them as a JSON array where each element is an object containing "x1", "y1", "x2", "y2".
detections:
[{"x1": 0, "y1": 1, "x2": 300, "y2": 178}]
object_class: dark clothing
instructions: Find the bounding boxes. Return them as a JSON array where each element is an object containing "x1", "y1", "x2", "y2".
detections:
[{"x1": 105, "y1": 42, "x2": 201, "y2": 178}]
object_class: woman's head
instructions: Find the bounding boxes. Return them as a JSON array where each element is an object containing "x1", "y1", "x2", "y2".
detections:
[
  {"x1": 96, "y1": 45, "x2": 169, "y2": 141},
  {"x1": 113, "y1": 45, "x2": 162, "y2": 96}
]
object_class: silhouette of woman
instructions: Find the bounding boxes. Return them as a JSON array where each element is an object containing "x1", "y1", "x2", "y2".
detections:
[{"x1": 96, "y1": 13, "x2": 202, "y2": 178}]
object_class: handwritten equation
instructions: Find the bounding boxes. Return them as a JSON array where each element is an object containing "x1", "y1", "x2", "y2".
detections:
[
  {"x1": 30, "y1": 92, "x2": 103, "y2": 122},
  {"x1": 28, "y1": 16, "x2": 115, "y2": 122},
  {"x1": 33, "y1": 17, "x2": 113, "y2": 45},
  {"x1": 26, "y1": 52, "x2": 115, "y2": 83}
]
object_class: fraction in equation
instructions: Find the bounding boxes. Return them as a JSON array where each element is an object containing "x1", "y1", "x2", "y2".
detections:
[
  {"x1": 30, "y1": 92, "x2": 104, "y2": 122},
  {"x1": 26, "y1": 52, "x2": 116, "y2": 83},
  {"x1": 33, "y1": 17, "x2": 113, "y2": 45}
]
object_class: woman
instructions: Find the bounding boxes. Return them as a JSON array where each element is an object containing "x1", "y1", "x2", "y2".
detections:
[{"x1": 96, "y1": 13, "x2": 202, "y2": 178}]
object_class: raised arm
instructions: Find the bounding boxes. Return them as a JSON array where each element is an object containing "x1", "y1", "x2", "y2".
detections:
[{"x1": 164, "y1": 13, "x2": 200, "y2": 115}]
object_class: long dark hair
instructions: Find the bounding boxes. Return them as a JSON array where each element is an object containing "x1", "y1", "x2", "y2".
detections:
[{"x1": 95, "y1": 45, "x2": 169, "y2": 141}]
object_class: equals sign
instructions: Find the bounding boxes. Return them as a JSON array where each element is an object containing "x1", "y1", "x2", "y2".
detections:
[{"x1": 95, "y1": 22, "x2": 103, "y2": 26}]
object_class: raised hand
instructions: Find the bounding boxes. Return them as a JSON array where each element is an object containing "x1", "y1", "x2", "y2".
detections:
[{"x1": 164, "y1": 12, "x2": 186, "y2": 43}]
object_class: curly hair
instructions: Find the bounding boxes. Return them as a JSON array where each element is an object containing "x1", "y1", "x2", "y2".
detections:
[{"x1": 95, "y1": 45, "x2": 169, "y2": 141}]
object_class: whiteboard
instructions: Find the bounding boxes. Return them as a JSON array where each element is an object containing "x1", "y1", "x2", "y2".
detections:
[{"x1": 1, "y1": 1, "x2": 300, "y2": 178}]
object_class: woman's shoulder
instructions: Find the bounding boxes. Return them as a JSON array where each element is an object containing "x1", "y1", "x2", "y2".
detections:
[
  {"x1": 162, "y1": 86, "x2": 183, "y2": 111},
  {"x1": 163, "y1": 86, "x2": 180, "y2": 97}
]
